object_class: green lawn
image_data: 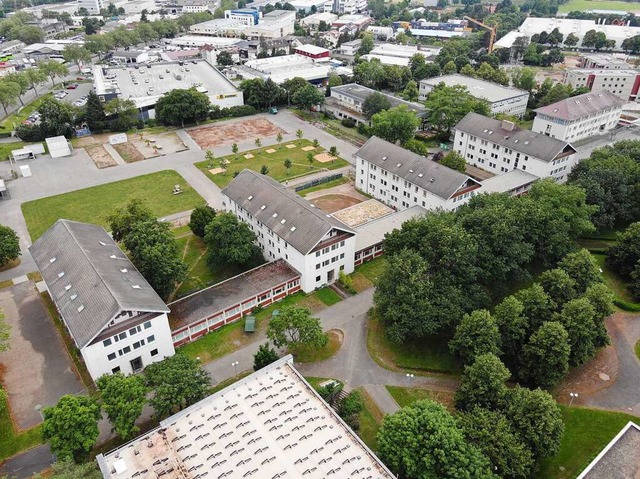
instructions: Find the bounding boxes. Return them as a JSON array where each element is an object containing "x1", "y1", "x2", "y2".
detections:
[
  {"x1": 386, "y1": 386, "x2": 455, "y2": 411},
  {"x1": 592, "y1": 253, "x2": 638, "y2": 304},
  {"x1": 367, "y1": 311, "x2": 461, "y2": 374},
  {"x1": 356, "y1": 387, "x2": 384, "y2": 453},
  {"x1": 305, "y1": 376, "x2": 341, "y2": 390},
  {"x1": 293, "y1": 329, "x2": 342, "y2": 363},
  {"x1": 0, "y1": 390, "x2": 44, "y2": 460},
  {"x1": 315, "y1": 286, "x2": 342, "y2": 306},
  {"x1": 558, "y1": 0, "x2": 640, "y2": 12},
  {"x1": 194, "y1": 139, "x2": 349, "y2": 188},
  {"x1": 635, "y1": 338, "x2": 640, "y2": 361},
  {"x1": 298, "y1": 176, "x2": 350, "y2": 197},
  {"x1": 355, "y1": 257, "x2": 388, "y2": 285},
  {"x1": 0, "y1": 93, "x2": 53, "y2": 131},
  {"x1": 536, "y1": 406, "x2": 640, "y2": 479},
  {"x1": 22, "y1": 170, "x2": 206, "y2": 240}
]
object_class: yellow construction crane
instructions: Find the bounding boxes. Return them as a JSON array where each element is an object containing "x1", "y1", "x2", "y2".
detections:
[{"x1": 463, "y1": 16, "x2": 498, "y2": 53}]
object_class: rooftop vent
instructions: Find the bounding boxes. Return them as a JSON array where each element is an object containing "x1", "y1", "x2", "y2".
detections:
[
  {"x1": 49, "y1": 257, "x2": 57, "y2": 263},
  {"x1": 488, "y1": 130, "x2": 493, "y2": 135},
  {"x1": 99, "y1": 241, "x2": 107, "y2": 246},
  {"x1": 290, "y1": 226, "x2": 296, "y2": 232},
  {"x1": 109, "y1": 254, "x2": 117, "y2": 259},
  {"x1": 261, "y1": 205, "x2": 266, "y2": 210},
  {"x1": 553, "y1": 108, "x2": 558, "y2": 112},
  {"x1": 382, "y1": 156, "x2": 387, "y2": 161},
  {"x1": 64, "y1": 284, "x2": 72, "y2": 291},
  {"x1": 396, "y1": 163, "x2": 402, "y2": 167},
  {"x1": 70, "y1": 293, "x2": 77, "y2": 301},
  {"x1": 132, "y1": 284, "x2": 141, "y2": 289},
  {"x1": 483, "y1": 129, "x2": 488, "y2": 133},
  {"x1": 272, "y1": 213, "x2": 278, "y2": 218},
  {"x1": 58, "y1": 271, "x2": 65, "y2": 278},
  {"x1": 280, "y1": 219, "x2": 286, "y2": 224},
  {"x1": 524, "y1": 141, "x2": 530, "y2": 145},
  {"x1": 120, "y1": 268, "x2": 128, "y2": 273},
  {"x1": 409, "y1": 169, "x2": 414, "y2": 173},
  {"x1": 418, "y1": 173, "x2": 423, "y2": 177},
  {"x1": 429, "y1": 178, "x2": 434, "y2": 182},
  {"x1": 514, "y1": 139, "x2": 519, "y2": 143},
  {"x1": 77, "y1": 305, "x2": 85, "y2": 313},
  {"x1": 576, "y1": 100, "x2": 581, "y2": 104},
  {"x1": 248, "y1": 195, "x2": 253, "y2": 201}
]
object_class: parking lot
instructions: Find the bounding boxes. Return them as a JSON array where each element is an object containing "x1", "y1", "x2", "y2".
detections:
[{"x1": 56, "y1": 82, "x2": 93, "y2": 107}]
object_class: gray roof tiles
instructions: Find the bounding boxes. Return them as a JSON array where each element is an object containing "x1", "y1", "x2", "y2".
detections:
[
  {"x1": 29, "y1": 220, "x2": 169, "y2": 349},
  {"x1": 534, "y1": 89, "x2": 625, "y2": 121},
  {"x1": 455, "y1": 112, "x2": 577, "y2": 163},
  {"x1": 222, "y1": 170, "x2": 355, "y2": 255},
  {"x1": 355, "y1": 136, "x2": 480, "y2": 200}
]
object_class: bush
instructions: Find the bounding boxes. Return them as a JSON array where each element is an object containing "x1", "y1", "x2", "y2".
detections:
[
  {"x1": 613, "y1": 298, "x2": 640, "y2": 311},
  {"x1": 357, "y1": 123, "x2": 369, "y2": 136},
  {"x1": 225, "y1": 105, "x2": 258, "y2": 118},
  {"x1": 338, "y1": 271, "x2": 356, "y2": 294},
  {"x1": 341, "y1": 117, "x2": 356, "y2": 128},
  {"x1": 15, "y1": 124, "x2": 45, "y2": 142},
  {"x1": 338, "y1": 391, "x2": 364, "y2": 430},
  {"x1": 146, "y1": 118, "x2": 158, "y2": 127},
  {"x1": 136, "y1": 119, "x2": 145, "y2": 130}
]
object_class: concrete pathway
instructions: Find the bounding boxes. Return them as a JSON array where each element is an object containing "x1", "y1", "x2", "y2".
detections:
[
  {"x1": 364, "y1": 385, "x2": 400, "y2": 415},
  {"x1": 176, "y1": 129, "x2": 201, "y2": 152},
  {"x1": 103, "y1": 143, "x2": 126, "y2": 166},
  {"x1": 0, "y1": 445, "x2": 52, "y2": 479}
]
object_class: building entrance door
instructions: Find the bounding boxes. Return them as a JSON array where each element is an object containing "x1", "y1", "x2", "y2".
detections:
[
  {"x1": 130, "y1": 356, "x2": 143, "y2": 373},
  {"x1": 327, "y1": 269, "x2": 334, "y2": 282}
]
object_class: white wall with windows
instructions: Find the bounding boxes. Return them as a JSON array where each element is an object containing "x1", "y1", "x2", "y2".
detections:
[
  {"x1": 532, "y1": 107, "x2": 622, "y2": 142},
  {"x1": 82, "y1": 313, "x2": 175, "y2": 379}
]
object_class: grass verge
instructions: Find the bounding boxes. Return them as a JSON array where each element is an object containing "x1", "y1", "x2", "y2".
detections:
[
  {"x1": 194, "y1": 139, "x2": 349, "y2": 188},
  {"x1": 592, "y1": 253, "x2": 640, "y2": 306},
  {"x1": 536, "y1": 406, "x2": 640, "y2": 479},
  {"x1": 315, "y1": 287, "x2": 342, "y2": 306},
  {"x1": 298, "y1": 176, "x2": 349, "y2": 197},
  {"x1": 355, "y1": 387, "x2": 384, "y2": 453},
  {"x1": 22, "y1": 170, "x2": 206, "y2": 240},
  {"x1": 209, "y1": 371, "x2": 252, "y2": 394},
  {"x1": 385, "y1": 386, "x2": 455, "y2": 411},
  {"x1": 0, "y1": 93, "x2": 53, "y2": 130},
  {"x1": 0, "y1": 389, "x2": 43, "y2": 460},
  {"x1": 292, "y1": 329, "x2": 342, "y2": 363},
  {"x1": 355, "y1": 257, "x2": 387, "y2": 285}
]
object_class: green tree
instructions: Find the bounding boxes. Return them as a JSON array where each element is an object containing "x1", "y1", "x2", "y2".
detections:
[
  {"x1": 253, "y1": 343, "x2": 279, "y2": 371},
  {"x1": 377, "y1": 400, "x2": 498, "y2": 479},
  {"x1": 329, "y1": 145, "x2": 339, "y2": 158},
  {"x1": 510, "y1": 67, "x2": 536, "y2": 92},
  {"x1": 585, "y1": 282, "x2": 615, "y2": 328},
  {"x1": 353, "y1": 58, "x2": 386, "y2": 89},
  {"x1": 38, "y1": 60, "x2": 68, "y2": 85},
  {"x1": 23, "y1": 67, "x2": 47, "y2": 96},
  {"x1": 515, "y1": 284, "x2": 556, "y2": 332},
  {"x1": 338, "y1": 390, "x2": 364, "y2": 430},
  {"x1": 155, "y1": 88, "x2": 210, "y2": 127},
  {"x1": 32, "y1": 460, "x2": 102, "y2": 479},
  {"x1": 254, "y1": 137, "x2": 261, "y2": 148},
  {"x1": 504, "y1": 386, "x2": 564, "y2": 459},
  {"x1": 522, "y1": 321, "x2": 570, "y2": 388},
  {"x1": 455, "y1": 353, "x2": 510, "y2": 412},
  {"x1": 493, "y1": 295, "x2": 528, "y2": 359},
  {"x1": 266, "y1": 305, "x2": 327, "y2": 350},
  {"x1": 424, "y1": 84, "x2": 490, "y2": 133},
  {"x1": 84, "y1": 90, "x2": 106, "y2": 133},
  {"x1": 62, "y1": 44, "x2": 91, "y2": 71},
  {"x1": 558, "y1": 248, "x2": 602, "y2": 294},
  {"x1": 144, "y1": 354, "x2": 211, "y2": 418},
  {"x1": 564, "y1": 32, "x2": 579, "y2": 48},
  {"x1": 5, "y1": 72, "x2": 30, "y2": 106},
  {"x1": 283, "y1": 158, "x2": 292, "y2": 174},
  {"x1": 449, "y1": 310, "x2": 501, "y2": 365},
  {"x1": 358, "y1": 32, "x2": 374, "y2": 55},
  {"x1": 42, "y1": 395, "x2": 101, "y2": 462},
  {"x1": 371, "y1": 105, "x2": 420, "y2": 145},
  {"x1": 204, "y1": 212, "x2": 260, "y2": 267},
  {"x1": 443, "y1": 60, "x2": 457, "y2": 74},
  {"x1": 188, "y1": 205, "x2": 216, "y2": 237},
  {"x1": 557, "y1": 297, "x2": 598, "y2": 367},
  {"x1": 296, "y1": 128, "x2": 303, "y2": 143},
  {"x1": 231, "y1": 142, "x2": 239, "y2": 159},
  {"x1": 538, "y1": 268, "x2": 577, "y2": 308},
  {"x1": 306, "y1": 152, "x2": 314, "y2": 168},
  {"x1": 409, "y1": 54, "x2": 441, "y2": 81},
  {"x1": 459, "y1": 63, "x2": 477, "y2": 77},
  {"x1": 96, "y1": 373, "x2": 147, "y2": 439},
  {"x1": 0, "y1": 81, "x2": 21, "y2": 114},
  {"x1": 608, "y1": 222, "x2": 640, "y2": 278},
  {"x1": 260, "y1": 164, "x2": 269, "y2": 175},
  {"x1": 104, "y1": 98, "x2": 138, "y2": 131},
  {"x1": 328, "y1": 73, "x2": 342, "y2": 87},
  {"x1": 362, "y1": 92, "x2": 391, "y2": 120},
  {"x1": 441, "y1": 150, "x2": 466, "y2": 172},
  {"x1": 402, "y1": 79, "x2": 419, "y2": 102},
  {"x1": 107, "y1": 198, "x2": 154, "y2": 242},
  {"x1": 276, "y1": 131, "x2": 283, "y2": 143},
  {"x1": 291, "y1": 83, "x2": 324, "y2": 110},
  {"x1": 458, "y1": 408, "x2": 535, "y2": 479},
  {"x1": 0, "y1": 225, "x2": 20, "y2": 267}
]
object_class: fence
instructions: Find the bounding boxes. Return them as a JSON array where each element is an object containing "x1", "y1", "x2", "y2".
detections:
[{"x1": 294, "y1": 173, "x2": 343, "y2": 192}]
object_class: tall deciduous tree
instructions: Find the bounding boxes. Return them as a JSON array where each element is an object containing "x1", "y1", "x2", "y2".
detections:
[
  {"x1": 402, "y1": 80, "x2": 419, "y2": 102},
  {"x1": 608, "y1": 222, "x2": 640, "y2": 278},
  {"x1": 558, "y1": 248, "x2": 602, "y2": 295},
  {"x1": 62, "y1": 44, "x2": 92, "y2": 71},
  {"x1": 522, "y1": 321, "x2": 570, "y2": 388},
  {"x1": 266, "y1": 305, "x2": 327, "y2": 349},
  {"x1": 377, "y1": 400, "x2": 498, "y2": 479},
  {"x1": 557, "y1": 297, "x2": 598, "y2": 367},
  {"x1": 42, "y1": 395, "x2": 101, "y2": 462},
  {"x1": 144, "y1": 354, "x2": 210, "y2": 418},
  {"x1": 253, "y1": 343, "x2": 279, "y2": 371},
  {"x1": 107, "y1": 199, "x2": 155, "y2": 242},
  {"x1": 455, "y1": 353, "x2": 510, "y2": 412},
  {"x1": 493, "y1": 295, "x2": 528, "y2": 359},
  {"x1": 39, "y1": 60, "x2": 68, "y2": 85},
  {"x1": 538, "y1": 268, "x2": 577, "y2": 308},
  {"x1": 155, "y1": 88, "x2": 210, "y2": 127},
  {"x1": 515, "y1": 284, "x2": 556, "y2": 332},
  {"x1": 204, "y1": 212, "x2": 260, "y2": 267},
  {"x1": 96, "y1": 373, "x2": 147, "y2": 439},
  {"x1": 291, "y1": 83, "x2": 324, "y2": 110},
  {"x1": 188, "y1": 205, "x2": 216, "y2": 237},
  {"x1": 362, "y1": 92, "x2": 391, "y2": 120},
  {"x1": 370, "y1": 105, "x2": 420, "y2": 145},
  {"x1": 449, "y1": 310, "x2": 501, "y2": 365},
  {"x1": 32, "y1": 460, "x2": 102, "y2": 479},
  {"x1": 441, "y1": 150, "x2": 466, "y2": 172},
  {"x1": 0, "y1": 225, "x2": 20, "y2": 267},
  {"x1": 0, "y1": 81, "x2": 21, "y2": 114},
  {"x1": 424, "y1": 84, "x2": 490, "y2": 133}
]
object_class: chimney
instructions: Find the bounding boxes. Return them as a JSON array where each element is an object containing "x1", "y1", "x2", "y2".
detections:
[{"x1": 501, "y1": 120, "x2": 516, "y2": 131}]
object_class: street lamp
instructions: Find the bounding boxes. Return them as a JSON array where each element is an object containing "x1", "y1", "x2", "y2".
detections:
[
  {"x1": 405, "y1": 373, "x2": 414, "y2": 384},
  {"x1": 569, "y1": 392, "x2": 579, "y2": 406},
  {"x1": 34, "y1": 404, "x2": 44, "y2": 422},
  {"x1": 232, "y1": 361, "x2": 239, "y2": 376}
]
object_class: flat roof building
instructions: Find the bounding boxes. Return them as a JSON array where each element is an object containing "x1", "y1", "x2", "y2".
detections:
[
  {"x1": 420, "y1": 74, "x2": 530, "y2": 117},
  {"x1": 563, "y1": 68, "x2": 640, "y2": 102},
  {"x1": 579, "y1": 53, "x2": 630, "y2": 70},
  {"x1": 233, "y1": 54, "x2": 351, "y2": 84},
  {"x1": 97, "y1": 356, "x2": 396, "y2": 479},
  {"x1": 361, "y1": 43, "x2": 441, "y2": 67}
]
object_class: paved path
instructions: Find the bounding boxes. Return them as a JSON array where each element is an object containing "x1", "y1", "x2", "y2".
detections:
[
  {"x1": 0, "y1": 445, "x2": 52, "y2": 479},
  {"x1": 364, "y1": 385, "x2": 400, "y2": 415}
]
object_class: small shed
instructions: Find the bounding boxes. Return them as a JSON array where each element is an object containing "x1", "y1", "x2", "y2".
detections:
[
  {"x1": 45, "y1": 136, "x2": 71, "y2": 158},
  {"x1": 11, "y1": 148, "x2": 35, "y2": 161},
  {"x1": 244, "y1": 315, "x2": 256, "y2": 333}
]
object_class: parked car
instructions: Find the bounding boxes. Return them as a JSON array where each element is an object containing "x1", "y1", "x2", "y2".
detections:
[{"x1": 67, "y1": 83, "x2": 78, "y2": 90}]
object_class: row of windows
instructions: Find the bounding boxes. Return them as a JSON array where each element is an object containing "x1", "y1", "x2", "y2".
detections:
[
  {"x1": 103, "y1": 321, "x2": 152, "y2": 348},
  {"x1": 314, "y1": 240, "x2": 345, "y2": 257},
  {"x1": 107, "y1": 335, "x2": 156, "y2": 361},
  {"x1": 315, "y1": 253, "x2": 345, "y2": 269}
]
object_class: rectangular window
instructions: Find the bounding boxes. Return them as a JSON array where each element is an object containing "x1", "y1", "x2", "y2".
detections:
[
  {"x1": 316, "y1": 275, "x2": 321, "y2": 282},
  {"x1": 150, "y1": 349, "x2": 158, "y2": 357},
  {"x1": 144, "y1": 321, "x2": 151, "y2": 329},
  {"x1": 129, "y1": 327, "x2": 137, "y2": 336},
  {"x1": 118, "y1": 332, "x2": 126, "y2": 341},
  {"x1": 147, "y1": 335, "x2": 155, "y2": 343},
  {"x1": 103, "y1": 338, "x2": 112, "y2": 347},
  {"x1": 133, "y1": 341, "x2": 141, "y2": 349},
  {"x1": 122, "y1": 346, "x2": 131, "y2": 355},
  {"x1": 340, "y1": 253, "x2": 345, "y2": 259},
  {"x1": 107, "y1": 352, "x2": 116, "y2": 361},
  {"x1": 111, "y1": 367, "x2": 121, "y2": 374}
]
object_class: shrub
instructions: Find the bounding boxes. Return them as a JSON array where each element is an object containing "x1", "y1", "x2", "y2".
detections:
[
  {"x1": 341, "y1": 117, "x2": 356, "y2": 128},
  {"x1": 338, "y1": 271, "x2": 356, "y2": 294},
  {"x1": 338, "y1": 391, "x2": 364, "y2": 430},
  {"x1": 357, "y1": 123, "x2": 369, "y2": 136},
  {"x1": 613, "y1": 298, "x2": 640, "y2": 311}
]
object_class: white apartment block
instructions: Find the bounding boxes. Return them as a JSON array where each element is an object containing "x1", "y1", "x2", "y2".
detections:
[
  {"x1": 532, "y1": 90, "x2": 625, "y2": 143},
  {"x1": 454, "y1": 112, "x2": 578, "y2": 183},
  {"x1": 419, "y1": 74, "x2": 529, "y2": 117},
  {"x1": 579, "y1": 53, "x2": 630, "y2": 70},
  {"x1": 326, "y1": 0, "x2": 366, "y2": 14},
  {"x1": 563, "y1": 69, "x2": 640, "y2": 102},
  {"x1": 355, "y1": 136, "x2": 482, "y2": 211},
  {"x1": 29, "y1": 220, "x2": 175, "y2": 380},
  {"x1": 77, "y1": 0, "x2": 104, "y2": 14},
  {"x1": 222, "y1": 170, "x2": 356, "y2": 293}
]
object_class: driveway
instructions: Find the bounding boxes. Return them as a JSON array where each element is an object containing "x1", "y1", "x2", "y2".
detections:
[{"x1": 0, "y1": 282, "x2": 84, "y2": 429}]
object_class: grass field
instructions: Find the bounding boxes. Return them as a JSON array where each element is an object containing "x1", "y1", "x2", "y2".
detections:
[
  {"x1": 22, "y1": 170, "x2": 205, "y2": 240},
  {"x1": 557, "y1": 0, "x2": 640, "y2": 13},
  {"x1": 315, "y1": 287, "x2": 342, "y2": 306},
  {"x1": 386, "y1": 386, "x2": 455, "y2": 411},
  {"x1": 592, "y1": 253, "x2": 638, "y2": 303},
  {"x1": 536, "y1": 406, "x2": 640, "y2": 479},
  {"x1": 194, "y1": 139, "x2": 349, "y2": 188},
  {"x1": 354, "y1": 257, "x2": 387, "y2": 285},
  {"x1": 293, "y1": 329, "x2": 342, "y2": 363}
]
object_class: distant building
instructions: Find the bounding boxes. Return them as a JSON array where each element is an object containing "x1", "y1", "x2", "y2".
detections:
[
  {"x1": 332, "y1": 14, "x2": 373, "y2": 29},
  {"x1": 361, "y1": 43, "x2": 440, "y2": 67},
  {"x1": 244, "y1": 10, "x2": 296, "y2": 38},
  {"x1": 97, "y1": 356, "x2": 397, "y2": 479},
  {"x1": 78, "y1": 0, "x2": 104, "y2": 14},
  {"x1": 112, "y1": 50, "x2": 150, "y2": 64},
  {"x1": 454, "y1": 112, "x2": 578, "y2": 182},
  {"x1": 0, "y1": 62, "x2": 16, "y2": 77},
  {"x1": 419, "y1": 74, "x2": 530, "y2": 117},
  {"x1": 326, "y1": 0, "x2": 367, "y2": 14},
  {"x1": 29, "y1": 220, "x2": 175, "y2": 381},
  {"x1": 189, "y1": 18, "x2": 247, "y2": 36},
  {"x1": 338, "y1": 39, "x2": 361, "y2": 55},
  {"x1": 355, "y1": 136, "x2": 483, "y2": 211},
  {"x1": 232, "y1": 53, "x2": 351, "y2": 84},
  {"x1": 579, "y1": 53, "x2": 630, "y2": 70},
  {"x1": 294, "y1": 44, "x2": 331, "y2": 59},
  {"x1": 480, "y1": 169, "x2": 539, "y2": 196},
  {"x1": 301, "y1": 11, "x2": 339, "y2": 30},
  {"x1": 577, "y1": 421, "x2": 640, "y2": 479},
  {"x1": 224, "y1": 8, "x2": 260, "y2": 26},
  {"x1": 563, "y1": 68, "x2": 640, "y2": 102},
  {"x1": 532, "y1": 90, "x2": 624, "y2": 142},
  {"x1": 222, "y1": 170, "x2": 356, "y2": 292},
  {"x1": 366, "y1": 25, "x2": 394, "y2": 39}
]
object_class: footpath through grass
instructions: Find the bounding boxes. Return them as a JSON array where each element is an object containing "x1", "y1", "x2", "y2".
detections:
[
  {"x1": 385, "y1": 386, "x2": 455, "y2": 411},
  {"x1": 536, "y1": 406, "x2": 640, "y2": 479},
  {"x1": 194, "y1": 139, "x2": 349, "y2": 188},
  {"x1": 22, "y1": 170, "x2": 205, "y2": 240}
]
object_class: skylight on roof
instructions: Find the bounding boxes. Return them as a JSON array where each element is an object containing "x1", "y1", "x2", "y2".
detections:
[
  {"x1": 49, "y1": 257, "x2": 57, "y2": 263},
  {"x1": 280, "y1": 219, "x2": 286, "y2": 224},
  {"x1": 99, "y1": 241, "x2": 107, "y2": 246},
  {"x1": 132, "y1": 285, "x2": 140, "y2": 289},
  {"x1": 248, "y1": 195, "x2": 253, "y2": 200},
  {"x1": 77, "y1": 305, "x2": 85, "y2": 312},
  {"x1": 65, "y1": 284, "x2": 72, "y2": 291},
  {"x1": 290, "y1": 226, "x2": 296, "y2": 232},
  {"x1": 261, "y1": 205, "x2": 266, "y2": 210},
  {"x1": 120, "y1": 268, "x2": 128, "y2": 273},
  {"x1": 70, "y1": 293, "x2": 77, "y2": 301},
  {"x1": 272, "y1": 213, "x2": 278, "y2": 218},
  {"x1": 58, "y1": 271, "x2": 65, "y2": 278},
  {"x1": 109, "y1": 255, "x2": 117, "y2": 259},
  {"x1": 396, "y1": 163, "x2": 401, "y2": 167},
  {"x1": 382, "y1": 156, "x2": 387, "y2": 161}
]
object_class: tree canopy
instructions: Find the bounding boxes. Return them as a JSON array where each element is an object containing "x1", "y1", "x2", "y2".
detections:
[
  {"x1": 424, "y1": 83, "x2": 490, "y2": 133},
  {"x1": 0, "y1": 225, "x2": 20, "y2": 267},
  {"x1": 266, "y1": 305, "x2": 327, "y2": 349},
  {"x1": 188, "y1": 205, "x2": 216, "y2": 237},
  {"x1": 155, "y1": 88, "x2": 210, "y2": 127},
  {"x1": 204, "y1": 212, "x2": 261, "y2": 267},
  {"x1": 370, "y1": 105, "x2": 420, "y2": 145},
  {"x1": 96, "y1": 373, "x2": 147, "y2": 439}
]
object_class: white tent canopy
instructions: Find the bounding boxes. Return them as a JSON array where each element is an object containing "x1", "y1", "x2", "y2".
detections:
[{"x1": 45, "y1": 136, "x2": 71, "y2": 158}]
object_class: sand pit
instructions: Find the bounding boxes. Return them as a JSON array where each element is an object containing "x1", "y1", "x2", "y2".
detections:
[
  {"x1": 209, "y1": 168, "x2": 225, "y2": 175},
  {"x1": 302, "y1": 146, "x2": 315, "y2": 151},
  {"x1": 286, "y1": 144, "x2": 296, "y2": 149},
  {"x1": 130, "y1": 131, "x2": 187, "y2": 158},
  {"x1": 244, "y1": 153, "x2": 254, "y2": 159},
  {"x1": 188, "y1": 118, "x2": 285, "y2": 149},
  {"x1": 314, "y1": 153, "x2": 335, "y2": 163},
  {"x1": 86, "y1": 144, "x2": 117, "y2": 169},
  {"x1": 310, "y1": 194, "x2": 362, "y2": 213},
  {"x1": 266, "y1": 148, "x2": 276, "y2": 153},
  {"x1": 332, "y1": 199, "x2": 394, "y2": 227}
]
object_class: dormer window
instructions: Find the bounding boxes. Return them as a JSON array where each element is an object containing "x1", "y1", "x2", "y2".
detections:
[
  {"x1": 64, "y1": 284, "x2": 72, "y2": 291},
  {"x1": 120, "y1": 268, "x2": 128, "y2": 273},
  {"x1": 99, "y1": 241, "x2": 107, "y2": 246},
  {"x1": 77, "y1": 305, "x2": 85, "y2": 312},
  {"x1": 58, "y1": 271, "x2": 65, "y2": 278},
  {"x1": 49, "y1": 257, "x2": 57, "y2": 263},
  {"x1": 132, "y1": 284, "x2": 141, "y2": 289}
]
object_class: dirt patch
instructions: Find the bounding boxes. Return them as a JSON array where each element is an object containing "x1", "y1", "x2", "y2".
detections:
[
  {"x1": 305, "y1": 181, "x2": 368, "y2": 202},
  {"x1": 332, "y1": 199, "x2": 393, "y2": 227},
  {"x1": 208, "y1": 167, "x2": 225, "y2": 175},
  {"x1": 73, "y1": 133, "x2": 112, "y2": 147},
  {"x1": 302, "y1": 146, "x2": 315, "y2": 151},
  {"x1": 86, "y1": 144, "x2": 117, "y2": 169},
  {"x1": 113, "y1": 142, "x2": 145, "y2": 163},
  {"x1": 188, "y1": 118, "x2": 285, "y2": 149},
  {"x1": 315, "y1": 153, "x2": 335, "y2": 163},
  {"x1": 129, "y1": 131, "x2": 188, "y2": 158},
  {"x1": 310, "y1": 194, "x2": 362, "y2": 213}
]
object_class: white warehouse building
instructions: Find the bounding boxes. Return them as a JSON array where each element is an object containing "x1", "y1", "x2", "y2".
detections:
[
  {"x1": 29, "y1": 220, "x2": 175, "y2": 381},
  {"x1": 419, "y1": 74, "x2": 529, "y2": 117},
  {"x1": 532, "y1": 90, "x2": 625, "y2": 142},
  {"x1": 355, "y1": 136, "x2": 483, "y2": 211},
  {"x1": 222, "y1": 170, "x2": 357, "y2": 293},
  {"x1": 454, "y1": 112, "x2": 578, "y2": 183}
]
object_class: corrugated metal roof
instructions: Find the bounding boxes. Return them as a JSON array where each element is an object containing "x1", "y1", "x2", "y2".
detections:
[
  {"x1": 222, "y1": 170, "x2": 355, "y2": 255},
  {"x1": 29, "y1": 220, "x2": 169, "y2": 349}
]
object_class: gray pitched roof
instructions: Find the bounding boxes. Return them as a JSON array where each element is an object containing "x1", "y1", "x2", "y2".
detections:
[
  {"x1": 29, "y1": 220, "x2": 169, "y2": 349},
  {"x1": 534, "y1": 89, "x2": 625, "y2": 121},
  {"x1": 221, "y1": 170, "x2": 355, "y2": 255},
  {"x1": 455, "y1": 112, "x2": 577, "y2": 163},
  {"x1": 331, "y1": 83, "x2": 426, "y2": 115},
  {"x1": 356, "y1": 136, "x2": 480, "y2": 200}
]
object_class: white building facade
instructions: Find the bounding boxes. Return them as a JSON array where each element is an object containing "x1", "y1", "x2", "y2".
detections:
[
  {"x1": 77, "y1": 0, "x2": 104, "y2": 14},
  {"x1": 222, "y1": 170, "x2": 356, "y2": 293},
  {"x1": 563, "y1": 69, "x2": 640, "y2": 102},
  {"x1": 355, "y1": 136, "x2": 483, "y2": 211},
  {"x1": 532, "y1": 90, "x2": 625, "y2": 142},
  {"x1": 454, "y1": 112, "x2": 578, "y2": 183}
]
